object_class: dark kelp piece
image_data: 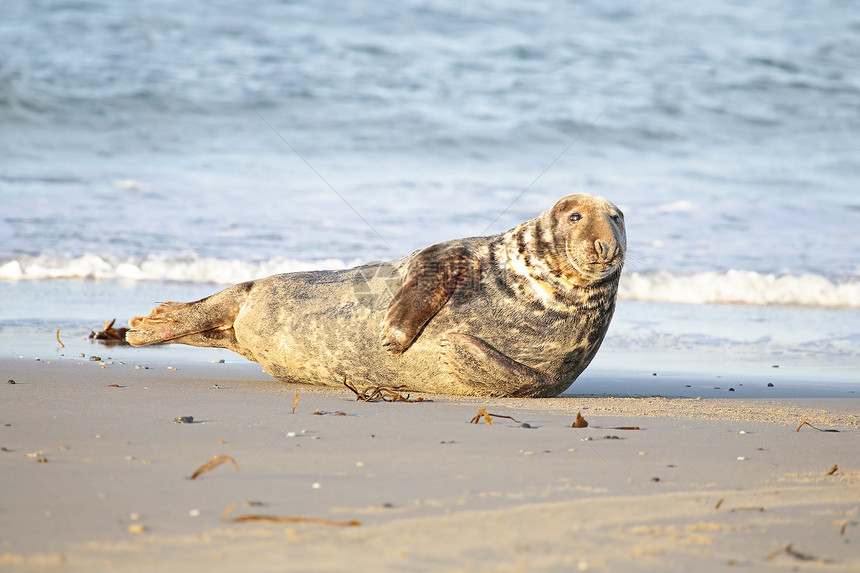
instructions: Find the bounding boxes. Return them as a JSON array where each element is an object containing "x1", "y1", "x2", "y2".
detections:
[
  {"x1": 343, "y1": 375, "x2": 424, "y2": 403},
  {"x1": 796, "y1": 421, "x2": 839, "y2": 433},
  {"x1": 469, "y1": 407, "x2": 520, "y2": 425},
  {"x1": 89, "y1": 318, "x2": 130, "y2": 345}
]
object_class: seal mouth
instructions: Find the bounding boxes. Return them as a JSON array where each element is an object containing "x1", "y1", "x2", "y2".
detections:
[{"x1": 563, "y1": 239, "x2": 624, "y2": 283}]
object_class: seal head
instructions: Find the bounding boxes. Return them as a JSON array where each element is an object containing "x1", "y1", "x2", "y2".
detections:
[
  {"x1": 490, "y1": 193, "x2": 625, "y2": 316},
  {"x1": 549, "y1": 194, "x2": 626, "y2": 287}
]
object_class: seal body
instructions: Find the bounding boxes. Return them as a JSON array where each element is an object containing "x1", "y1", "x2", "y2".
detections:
[{"x1": 127, "y1": 194, "x2": 626, "y2": 397}]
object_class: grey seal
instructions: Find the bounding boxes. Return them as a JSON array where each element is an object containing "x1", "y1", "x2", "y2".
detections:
[{"x1": 127, "y1": 193, "x2": 626, "y2": 397}]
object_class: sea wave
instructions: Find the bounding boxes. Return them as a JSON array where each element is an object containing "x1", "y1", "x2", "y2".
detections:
[
  {"x1": 0, "y1": 254, "x2": 355, "y2": 285},
  {"x1": 2, "y1": 254, "x2": 859, "y2": 308},
  {"x1": 619, "y1": 270, "x2": 860, "y2": 308}
]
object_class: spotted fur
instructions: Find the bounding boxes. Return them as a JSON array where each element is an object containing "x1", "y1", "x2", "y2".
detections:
[{"x1": 128, "y1": 194, "x2": 625, "y2": 397}]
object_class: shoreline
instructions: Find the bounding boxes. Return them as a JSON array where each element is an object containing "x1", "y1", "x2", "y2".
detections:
[{"x1": 2, "y1": 354, "x2": 858, "y2": 571}]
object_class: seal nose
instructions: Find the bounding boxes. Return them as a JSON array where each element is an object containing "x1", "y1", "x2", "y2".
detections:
[{"x1": 594, "y1": 239, "x2": 617, "y2": 263}]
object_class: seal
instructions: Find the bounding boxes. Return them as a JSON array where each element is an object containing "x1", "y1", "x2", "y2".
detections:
[{"x1": 127, "y1": 193, "x2": 626, "y2": 397}]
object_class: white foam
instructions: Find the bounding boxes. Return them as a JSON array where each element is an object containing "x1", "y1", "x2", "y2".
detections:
[
  {"x1": 3, "y1": 255, "x2": 860, "y2": 308},
  {"x1": 112, "y1": 179, "x2": 152, "y2": 191},
  {"x1": 0, "y1": 254, "x2": 355, "y2": 285},
  {"x1": 657, "y1": 200, "x2": 695, "y2": 213},
  {"x1": 619, "y1": 270, "x2": 860, "y2": 308}
]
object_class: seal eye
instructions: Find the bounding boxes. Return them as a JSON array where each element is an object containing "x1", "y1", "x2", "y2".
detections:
[
  {"x1": 612, "y1": 214, "x2": 621, "y2": 224},
  {"x1": 568, "y1": 213, "x2": 582, "y2": 223}
]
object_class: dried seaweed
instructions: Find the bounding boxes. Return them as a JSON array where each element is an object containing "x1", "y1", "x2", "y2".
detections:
[
  {"x1": 221, "y1": 502, "x2": 359, "y2": 526},
  {"x1": 56, "y1": 329, "x2": 64, "y2": 348},
  {"x1": 826, "y1": 464, "x2": 838, "y2": 476},
  {"x1": 469, "y1": 408, "x2": 520, "y2": 425},
  {"x1": 796, "y1": 421, "x2": 839, "y2": 433},
  {"x1": 313, "y1": 410, "x2": 349, "y2": 416},
  {"x1": 292, "y1": 392, "x2": 299, "y2": 414},
  {"x1": 221, "y1": 502, "x2": 238, "y2": 522},
  {"x1": 572, "y1": 412, "x2": 588, "y2": 428},
  {"x1": 89, "y1": 318, "x2": 129, "y2": 346},
  {"x1": 189, "y1": 455, "x2": 240, "y2": 480},
  {"x1": 342, "y1": 375, "x2": 424, "y2": 403},
  {"x1": 714, "y1": 498, "x2": 724, "y2": 510},
  {"x1": 764, "y1": 544, "x2": 828, "y2": 563},
  {"x1": 231, "y1": 515, "x2": 360, "y2": 526},
  {"x1": 471, "y1": 408, "x2": 493, "y2": 425}
]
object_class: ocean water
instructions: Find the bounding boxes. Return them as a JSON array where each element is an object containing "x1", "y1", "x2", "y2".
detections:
[{"x1": 2, "y1": 0, "x2": 858, "y2": 394}]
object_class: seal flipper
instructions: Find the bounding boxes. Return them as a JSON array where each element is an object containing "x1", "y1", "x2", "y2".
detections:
[
  {"x1": 381, "y1": 245, "x2": 477, "y2": 354},
  {"x1": 440, "y1": 333, "x2": 554, "y2": 398},
  {"x1": 126, "y1": 281, "x2": 253, "y2": 347}
]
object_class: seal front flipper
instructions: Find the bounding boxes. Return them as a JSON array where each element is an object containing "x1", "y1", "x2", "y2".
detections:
[
  {"x1": 440, "y1": 333, "x2": 555, "y2": 398},
  {"x1": 381, "y1": 244, "x2": 478, "y2": 354}
]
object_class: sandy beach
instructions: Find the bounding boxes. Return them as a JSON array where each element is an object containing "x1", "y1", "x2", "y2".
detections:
[
  {"x1": 4, "y1": 0, "x2": 860, "y2": 570},
  {"x1": 2, "y1": 341, "x2": 858, "y2": 572}
]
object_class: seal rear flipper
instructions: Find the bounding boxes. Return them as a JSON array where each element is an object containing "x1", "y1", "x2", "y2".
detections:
[
  {"x1": 440, "y1": 332, "x2": 555, "y2": 398},
  {"x1": 169, "y1": 328, "x2": 255, "y2": 360},
  {"x1": 381, "y1": 245, "x2": 478, "y2": 354},
  {"x1": 126, "y1": 281, "x2": 253, "y2": 347}
]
